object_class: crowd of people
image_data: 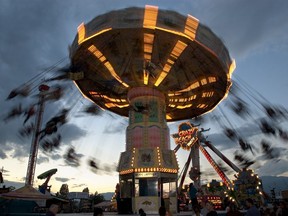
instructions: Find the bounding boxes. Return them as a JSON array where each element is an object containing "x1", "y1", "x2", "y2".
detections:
[
  {"x1": 44, "y1": 182, "x2": 287, "y2": 216},
  {"x1": 44, "y1": 199, "x2": 287, "y2": 216},
  {"x1": 187, "y1": 182, "x2": 288, "y2": 216}
]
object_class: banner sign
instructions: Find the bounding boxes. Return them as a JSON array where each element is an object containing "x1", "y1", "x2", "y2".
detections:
[{"x1": 172, "y1": 122, "x2": 198, "y2": 150}]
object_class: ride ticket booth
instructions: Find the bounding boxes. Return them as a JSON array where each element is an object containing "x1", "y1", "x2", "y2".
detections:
[
  {"x1": 117, "y1": 87, "x2": 179, "y2": 214},
  {"x1": 118, "y1": 148, "x2": 178, "y2": 214}
]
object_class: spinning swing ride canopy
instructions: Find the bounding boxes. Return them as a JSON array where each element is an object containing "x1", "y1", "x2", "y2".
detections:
[{"x1": 69, "y1": 6, "x2": 235, "y2": 121}]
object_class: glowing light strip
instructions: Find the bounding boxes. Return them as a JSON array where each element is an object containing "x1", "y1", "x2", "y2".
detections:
[
  {"x1": 119, "y1": 168, "x2": 178, "y2": 175},
  {"x1": 166, "y1": 114, "x2": 172, "y2": 120},
  {"x1": 143, "y1": 33, "x2": 155, "y2": 85},
  {"x1": 77, "y1": 28, "x2": 112, "y2": 45},
  {"x1": 200, "y1": 78, "x2": 207, "y2": 85},
  {"x1": 154, "y1": 40, "x2": 187, "y2": 86},
  {"x1": 208, "y1": 76, "x2": 216, "y2": 83},
  {"x1": 88, "y1": 45, "x2": 129, "y2": 88},
  {"x1": 77, "y1": 22, "x2": 86, "y2": 44},
  {"x1": 145, "y1": 23, "x2": 198, "y2": 41},
  {"x1": 228, "y1": 59, "x2": 236, "y2": 79},
  {"x1": 199, "y1": 144, "x2": 232, "y2": 187},
  {"x1": 143, "y1": 5, "x2": 158, "y2": 28},
  {"x1": 168, "y1": 92, "x2": 181, "y2": 96},
  {"x1": 73, "y1": 81, "x2": 95, "y2": 104},
  {"x1": 184, "y1": 15, "x2": 199, "y2": 40},
  {"x1": 202, "y1": 91, "x2": 214, "y2": 98},
  {"x1": 177, "y1": 81, "x2": 200, "y2": 93},
  {"x1": 104, "y1": 103, "x2": 129, "y2": 108},
  {"x1": 131, "y1": 148, "x2": 136, "y2": 167},
  {"x1": 90, "y1": 91, "x2": 127, "y2": 102},
  {"x1": 157, "y1": 147, "x2": 161, "y2": 166},
  {"x1": 176, "y1": 104, "x2": 193, "y2": 109},
  {"x1": 169, "y1": 95, "x2": 197, "y2": 102},
  {"x1": 197, "y1": 104, "x2": 208, "y2": 109}
]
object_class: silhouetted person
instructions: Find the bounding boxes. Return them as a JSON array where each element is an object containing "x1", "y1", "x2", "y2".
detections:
[
  {"x1": 245, "y1": 198, "x2": 260, "y2": 216},
  {"x1": 159, "y1": 206, "x2": 166, "y2": 216},
  {"x1": 189, "y1": 183, "x2": 198, "y2": 209},
  {"x1": 94, "y1": 207, "x2": 103, "y2": 216},
  {"x1": 46, "y1": 204, "x2": 59, "y2": 216},
  {"x1": 139, "y1": 208, "x2": 146, "y2": 216}
]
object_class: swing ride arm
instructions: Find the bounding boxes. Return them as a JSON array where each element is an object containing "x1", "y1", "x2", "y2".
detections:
[
  {"x1": 177, "y1": 150, "x2": 193, "y2": 194},
  {"x1": 204, "y1": 141, "x2": 241, "y2": 173},
  {"x1": 199, "y1": 144, "x2": 233, "y2": 188}
]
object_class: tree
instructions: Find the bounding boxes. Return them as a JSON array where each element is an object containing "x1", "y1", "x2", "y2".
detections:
[
  {"x1": 91, "y1": 191, "x2": 105, "y2": 205},
  {"x1": 59, "y1": 183, "x2": 69, "y2": 198},
  {"x1": 83, "y1": 187, "x2": 89, "y2": 193}
]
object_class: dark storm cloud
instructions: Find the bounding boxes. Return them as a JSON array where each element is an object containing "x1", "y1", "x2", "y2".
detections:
[
  {"x1": 51, "y1": 153, "x2": 62, "y2": 160},
  {"x1": 189, "y1": 0, "x2": 288, "y2": 58},
  {"x1": 103, "y1": 122, "x2": 127, "y2": 134},
  {"x1": 257, "y1": 159, "x2": 288, "y2": 176},
  {"x1": 0, "y1": 149, "x2": 7, "y2": 159},
  {"x1": 60, "y1": 123, "x2": 87, "y2": 144},
  {"x1": 255, "y1": 146, "x2": 288, "y2": 161},
  {"x1": 205, "y1": 121, "x2": 261, "y2": 150},
  {"x1": 37, "y1": 156, "x2": 49, "y2": 164}
]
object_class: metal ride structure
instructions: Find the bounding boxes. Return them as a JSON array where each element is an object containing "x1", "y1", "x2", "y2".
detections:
[
  {"x1": 25, "y1": 84, "x2": 50, "y2": 186},
  {"x1": 172, "y1": 122, "x2": 265, "y2": 207},
  {"x1": 68, "y1": 5, "x2": 235, "y2": 214},
  {"x1": 172, "y1": 122, "x2": 241, "y2": 189}
]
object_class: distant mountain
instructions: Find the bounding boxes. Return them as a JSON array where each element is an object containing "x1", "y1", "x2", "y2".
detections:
[
  {"x1": 260, "y1": 176, "x2": 288, "y2": 196},
  {"x1": 1, "y1": 180, "x2": 24, "y2": 190}
]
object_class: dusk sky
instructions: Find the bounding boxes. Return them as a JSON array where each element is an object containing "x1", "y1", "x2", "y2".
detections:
[{"x1": 0, "y1": 0, "x2": 288, "y2": 194}]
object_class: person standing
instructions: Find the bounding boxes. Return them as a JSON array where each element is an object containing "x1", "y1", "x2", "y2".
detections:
[
  {"x1": 46, "y1": 204, "x2": 59, "y2": 216},
  {"x1": 200, "y1": 200, "x2": 209, "y2": 216},
  {"x1": 139, "y1": 208, "x2": 146, "y2": 216},
  {"x1": 276, "y1": 201, "x2": 288, "y2": 216},
  {"x1": 159, "y1": 206, "x2": 167, "y2": 216},
  {"x1": 226, "y1": 203, "x2": 243, "y2": 216},
  {"x1": 245, "y1": 198, "x2": 260, "y2": 216},
  {"x1": 189, "y1": 183, "x2": 198, "y2": 209}
]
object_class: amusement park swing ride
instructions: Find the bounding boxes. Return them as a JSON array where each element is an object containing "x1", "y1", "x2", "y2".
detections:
[{"x1": 2, "y1": 4, "x2": 288, "y2": 214}]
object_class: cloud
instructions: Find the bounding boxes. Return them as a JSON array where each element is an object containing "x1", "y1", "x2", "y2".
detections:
[
  {"x1": 51, "y1": 153, "x2": 62, "y2": 160},
  {"x1": 257, "y1": 159, "x2": 288, "y2": 176},
  {"x1": 37, "y1": 156, "x2": 49, "y2": 164},
  {"x1": 0, "y1": 149, "x2": 7, "y2": 159},
  {"x1": 60, "y1": 123, "x2": 87, "y2": 144},
  {"x1": 195, "y1": 0, "x2": 288, "y2": 58},
  {"x1": 71, "y1": 183, "x2": 87, "y2": 189},
  {"x1": 55, "y1": 177, "x2": 70, "y2": 183},
  {"x1": 103, "y1": 118, "x2": 128, "y2": 134}
]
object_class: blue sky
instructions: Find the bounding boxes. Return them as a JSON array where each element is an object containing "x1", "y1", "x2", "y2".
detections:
[{"x1": 0, "y1": 0, "x2": 288, "y2": 194}]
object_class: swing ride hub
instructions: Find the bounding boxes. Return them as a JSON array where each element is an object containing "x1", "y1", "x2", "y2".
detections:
[
  {"x1": 69, "y1": 6, "x2": 235, "y2": 122},
  {"x1": 69, "y1": 6, "x2": 235, "y2": 214}
]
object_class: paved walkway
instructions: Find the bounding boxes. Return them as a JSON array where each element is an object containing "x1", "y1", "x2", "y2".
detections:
[{"x1": 57, "y1": 211, "x2": 228, "y2": 216}]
